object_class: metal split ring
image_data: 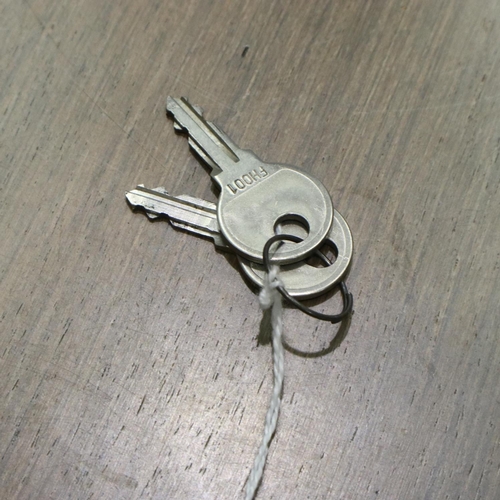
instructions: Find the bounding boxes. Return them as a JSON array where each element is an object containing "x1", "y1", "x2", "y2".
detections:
[{"x1": 262, "y1": 234, "x2": 353, "y2": 323}]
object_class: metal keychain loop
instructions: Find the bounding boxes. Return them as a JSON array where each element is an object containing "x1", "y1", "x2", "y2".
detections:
[{"x1": 263, "y1": 234, "x2": 353, "y2": 323}]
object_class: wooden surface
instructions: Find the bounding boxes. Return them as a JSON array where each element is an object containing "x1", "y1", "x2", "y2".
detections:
[{"x1": 1, "y1": 1, "x2": 500, "y2": 498}]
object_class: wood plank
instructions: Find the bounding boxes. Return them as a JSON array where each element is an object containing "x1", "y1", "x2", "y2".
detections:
[{"x1": 1, "y1": 0, "x2": 499, "y2": 498}]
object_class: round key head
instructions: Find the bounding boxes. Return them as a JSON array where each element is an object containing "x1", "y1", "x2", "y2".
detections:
[
  {"x1": 238, "y1": 210, "x2": 352, "y2": 299},
  {"x1": 217, "y1": 163, "x2": 334, "y2": 264}
]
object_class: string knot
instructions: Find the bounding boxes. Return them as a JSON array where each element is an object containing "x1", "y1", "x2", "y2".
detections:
[{"x1": 258, "y1": 265, "x2": 282, "y2": 310}]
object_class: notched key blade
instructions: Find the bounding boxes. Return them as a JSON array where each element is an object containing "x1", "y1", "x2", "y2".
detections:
[
  {"x1": 125, "y1": 185, "x2": 231, "y2": 251},
  {"x1": 172, "y1": 104, "x2": 204, "y2": 133},
  {"x1": 175, "y1": 193, "x2": 216, "y2": 210},
  {"x1": 170, "y1": 220, "x2": 228, "y2": 250},
  {"x1": 126, "y1": 186, "x2": 163, "y2": 213},
  {"x1": 187, "y1": 137, "x2": 219, "y2": 172},
  {"x1": 166, "y1": 96, "x2": 240, "y2": 172}
]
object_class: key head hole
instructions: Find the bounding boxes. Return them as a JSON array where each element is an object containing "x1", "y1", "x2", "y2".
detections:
[
  {"x1": 305, "y1": 242, "x2": 338, "y2": 268},
  {"x1": 274, "y1": 214, "x2": 310, "y2": 239}
]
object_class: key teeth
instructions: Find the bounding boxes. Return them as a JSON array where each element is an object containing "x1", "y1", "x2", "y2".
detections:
[
  {"x1": 126, "y1": 187, "x2": 167, "y2": 220},
  {"x1": 125, "y1": 191, "x2": 138, "y2": 207}
]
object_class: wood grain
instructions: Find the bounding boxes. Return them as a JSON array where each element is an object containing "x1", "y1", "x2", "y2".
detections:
[{"x1": 1, "y1": 0, "x2": 499, "y2": 498}]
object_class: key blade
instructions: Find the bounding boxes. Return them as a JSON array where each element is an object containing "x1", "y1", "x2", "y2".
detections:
[
  {"x1": 187, "y1": 137, "x2": 218, "y2": 172},
  {"x1": 166, "y1": 96, "x2": 240, "y2": 175},
  {"x1": 170, "y1": 220, "x2": 228, "y2": 250},
  {"x1": 172, "y1": 110, "x2": 235, "y2": 173},
  {"x1": 125, "y1": 186, "x2": 231, "y2": 250},
  {"x1": 126, "y1": 185, "x2": 218, "y2": 231},
  {"x1": 173, "y1": 104, "x2": 204, "y2": 132}
]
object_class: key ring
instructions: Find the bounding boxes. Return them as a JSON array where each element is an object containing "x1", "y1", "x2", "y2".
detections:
[{"x1": 263, "y1": 234, "x2": 353, "y2": 323}]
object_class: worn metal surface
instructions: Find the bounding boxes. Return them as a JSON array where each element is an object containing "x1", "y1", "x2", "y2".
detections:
[{"x1": 1, "y1": 0, "x2": 499, "y2": 499}]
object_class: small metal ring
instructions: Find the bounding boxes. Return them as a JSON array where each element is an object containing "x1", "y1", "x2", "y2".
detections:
[{"x1": 263, "y1": 234, "x2": 353, "y2": 323}]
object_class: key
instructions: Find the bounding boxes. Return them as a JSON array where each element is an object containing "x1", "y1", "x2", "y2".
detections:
[
  {"x1": 166, "y1": 96, "x2": 333, "y2": 265},
  {"x1": 125, "y1": 185, "x2": 352, "y2": 298}
]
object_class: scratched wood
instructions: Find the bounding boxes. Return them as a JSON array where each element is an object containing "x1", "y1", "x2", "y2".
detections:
[{"x1": 1, "y1": 0, "x2": 499, "y2": 498}]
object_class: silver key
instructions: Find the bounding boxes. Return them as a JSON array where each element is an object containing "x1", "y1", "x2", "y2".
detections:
[
  {"x1": 125, "y1": 185, "x2": 352, "y2": 298},
  {"x1": 166, "y1": 96, "x2": 333, "y2": 265}
]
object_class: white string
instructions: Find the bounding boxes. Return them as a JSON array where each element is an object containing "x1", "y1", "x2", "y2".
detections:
[{"x1": 245, "y1": 265, "x2": 285, "y2": 500}]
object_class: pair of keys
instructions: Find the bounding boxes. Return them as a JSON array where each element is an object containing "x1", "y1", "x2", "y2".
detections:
[{"x1": 126, "y1": 97, "x2": 353, "y2": 314}]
